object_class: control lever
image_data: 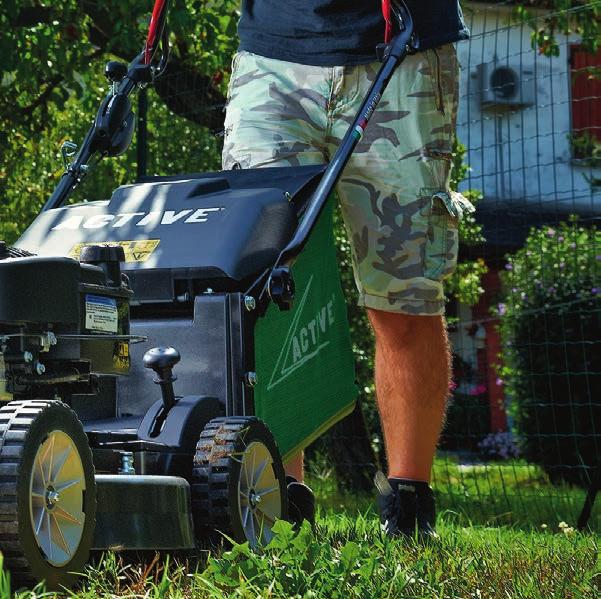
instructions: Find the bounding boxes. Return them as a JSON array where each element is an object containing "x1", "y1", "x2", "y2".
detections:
[
  {"x1": 143, "y1": 346, "x2": 181, "y2": 411},
  {"x1": 105, "y1": 61, "x2": 128, "y2": 94},
  {"x1": 61, "y1": 141, "x2": 78, "y2": 170}
]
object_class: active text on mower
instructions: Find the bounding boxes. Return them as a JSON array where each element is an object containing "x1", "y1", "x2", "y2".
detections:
[{"x1": 51, "y1": 208, "x2": 224, "y2": 230}]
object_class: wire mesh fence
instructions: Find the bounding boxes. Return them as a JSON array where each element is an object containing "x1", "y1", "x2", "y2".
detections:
[
  {"x1": 433, "y1": 1, "x2": 601, "y2": 531},
  {"x1": 139, "y1": 1, "x2": 601, "y2": 530}
]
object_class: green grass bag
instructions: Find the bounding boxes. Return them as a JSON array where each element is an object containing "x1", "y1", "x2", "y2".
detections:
[{"x1": 254, "y1": 200, "x2": 357, "y2": 460}]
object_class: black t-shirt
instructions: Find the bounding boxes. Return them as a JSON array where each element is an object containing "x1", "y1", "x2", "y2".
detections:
[{"x1": 238, "y1": 1, "x2": 469, "y2": 66}]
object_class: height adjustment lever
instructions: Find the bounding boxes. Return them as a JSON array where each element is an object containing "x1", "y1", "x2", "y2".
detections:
[
  {"x1": 268, "y1": 267, "x2": 295, "y2": 311},
  {"x1": 143, "y1": 346, "x2": 181, "y2": 411}
]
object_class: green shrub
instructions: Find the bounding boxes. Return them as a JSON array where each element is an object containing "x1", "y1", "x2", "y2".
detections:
[{"x1": 497, "y1": 218, "x2": 601, "y2": 487}]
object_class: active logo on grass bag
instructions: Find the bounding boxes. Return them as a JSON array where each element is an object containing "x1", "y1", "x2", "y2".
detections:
[
  {"x1": 253, "y1": 201, "x2": 357, "y2": 458},
  {"x1": 267, "y1": 275, "x2": 337, "y2": 391}
]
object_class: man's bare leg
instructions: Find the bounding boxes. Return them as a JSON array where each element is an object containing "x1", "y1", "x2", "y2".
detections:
[
  {"x1": 284, "y1": 452, "x2": 304, "y2": 482},
  {"x1": 285, "y1": 313, "x2": 449, "y2": 484},
  {"x1": 284, "y1": 451, "x2": 315, "y2": 525},
  {"x1": 367, "y1": 310, "x2": 451, "y2": 482}
]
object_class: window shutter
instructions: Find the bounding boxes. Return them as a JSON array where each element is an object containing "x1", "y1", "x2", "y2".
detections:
[{"x1": 570, "y1": 44, "x2": 601, "y2": 142}]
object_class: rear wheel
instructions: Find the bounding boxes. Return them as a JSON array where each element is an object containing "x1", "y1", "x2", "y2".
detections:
[
  {"x1": 0, "y1": 400, "x2": 96, "y2": 590},
  {"x1": 191, "y1": 417, "x2": 287, "y2": 548}
]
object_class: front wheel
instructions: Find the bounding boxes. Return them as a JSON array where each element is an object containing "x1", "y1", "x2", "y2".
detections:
[
  {"x1": 191, "y1": 417, "x2": 287, "y2": 548},
  {"x1": 0, "y1": 400, "x2": 96, "y2": 591}
]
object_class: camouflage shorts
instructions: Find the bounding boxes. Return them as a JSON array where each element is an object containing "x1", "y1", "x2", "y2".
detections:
[{"x1": 222, "y1": 47, "x2": 474, "y2": 315}]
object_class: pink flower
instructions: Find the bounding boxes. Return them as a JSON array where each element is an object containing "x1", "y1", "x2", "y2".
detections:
[
  {"x1": 547, "y1": 228, "x2": 556, "y2": 237},
  {"x1": 496, "y1": 377, "x2": 504, "y2": 386},
  {"x1": 469, "y1": 383, "x2": 488, "y2": 396}
]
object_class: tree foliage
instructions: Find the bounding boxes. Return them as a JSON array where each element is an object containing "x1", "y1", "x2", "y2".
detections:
[
  {"x1": 0, "y1": 0, "x2": 237, "y2": 243},
  {"x1": 512, "y1": 0, "x2": 601, "y2": 56}
]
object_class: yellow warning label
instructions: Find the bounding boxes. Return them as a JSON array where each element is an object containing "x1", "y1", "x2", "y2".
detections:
[
  {"x1": 69, "y1": 240, "x2": 160, "y2": 263},
  {"x1": 113, "y1": 341, "x2": 130, "y2": 372}
]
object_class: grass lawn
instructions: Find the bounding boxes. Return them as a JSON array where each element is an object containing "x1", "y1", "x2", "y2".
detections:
[
  {"x1": 3, "y1": 516, "x2": 598, "y2": 598},
  {"x1": 310, "y1": 456, "x2": 601, "y2": 531},
  {"x1": 432, "y1": 455, "x2": 601, "y2": 531},
  {"x1": 3, "y1": 505, "x2": 599, "y2": 597}
]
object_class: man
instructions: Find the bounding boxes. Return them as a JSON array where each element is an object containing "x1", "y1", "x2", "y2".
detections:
[{"x1": 223, "y1": 1, "x2": 470, "y2": 536}]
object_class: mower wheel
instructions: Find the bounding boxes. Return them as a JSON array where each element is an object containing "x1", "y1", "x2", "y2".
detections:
[
  {"x1": 191, "y1": 417, "x2": 287, "y2": 548},
  {"x1": 0, "y1": 399, "x2": 96, "y2": 591}
]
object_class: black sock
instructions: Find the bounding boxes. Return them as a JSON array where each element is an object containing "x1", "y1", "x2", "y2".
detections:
[{"x1": 388, "y1": 477, "x2": 430, "y2": 494}]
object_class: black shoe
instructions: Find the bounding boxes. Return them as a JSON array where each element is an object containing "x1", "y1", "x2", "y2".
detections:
[
  {"x1": 286, "y1": 476, "x2": 315, "y2": 528},
  {"x1": 375, "y1": 472, "x2": 437, "y2": 539}
]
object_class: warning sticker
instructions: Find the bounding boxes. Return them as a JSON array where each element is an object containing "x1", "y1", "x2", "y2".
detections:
[
  {"x1": 113, "y1": 341, "x2": 130, "y2": 371},
  {"x1": 85, "y1": 294, "x2": 118, "y2": 333},
  {"x1": 70, "y1": 240, "x2": 160, "y2": 263}
]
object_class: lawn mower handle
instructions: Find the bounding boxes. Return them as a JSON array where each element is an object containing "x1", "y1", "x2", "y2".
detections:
[
  {"x1": 276, "y1": 0, "x2": 418, "y2": 267},
  {"x1": 41, "y1": 0, "x2": 170, "y2": 213}
]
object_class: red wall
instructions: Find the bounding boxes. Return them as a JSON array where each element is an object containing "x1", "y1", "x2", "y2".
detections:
[{"x1": 471, "y1": 269, "x2": 507, "y2": 432}]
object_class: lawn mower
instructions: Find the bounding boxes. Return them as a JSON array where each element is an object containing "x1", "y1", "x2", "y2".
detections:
[{"x1": 0, "y1": 0, "x2": 418, "y2": 590}]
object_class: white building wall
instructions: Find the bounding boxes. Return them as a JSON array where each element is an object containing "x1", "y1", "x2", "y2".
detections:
[{"x1": 456, "y1": 3, "x2": 601, "y2": 213}]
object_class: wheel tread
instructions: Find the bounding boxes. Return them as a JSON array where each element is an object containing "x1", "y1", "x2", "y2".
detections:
[
  {"x1": 0, "y1": 399, "x2": 96, "y2": 589},
  {"x1": 190, "y1": 416, "x2": 286, "y2": 546}
]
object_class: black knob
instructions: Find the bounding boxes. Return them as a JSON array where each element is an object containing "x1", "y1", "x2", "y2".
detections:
[
  {"x1": 143, "y1": 347, "x2": 181, "y2": 382},
  {"x1": 80, "y1": 244, "x2": 125, "y2": 263},
  {"x1": 268, "y1": 267, "x2": 295, "y2": 311},
  {"x1": 105, "y1": 61, "x2": 128, "y2": 83},
  {"x1": 143, "y1": 347, "x2": 181, "y2": 411},
  {"x1": 80, "y1": 245, "x2": 125, "y2": 287}
]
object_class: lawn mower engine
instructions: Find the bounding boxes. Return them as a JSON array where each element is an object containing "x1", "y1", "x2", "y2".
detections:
[{"x1": 0, "y1": 242, "x2": 132, "y2": 404}]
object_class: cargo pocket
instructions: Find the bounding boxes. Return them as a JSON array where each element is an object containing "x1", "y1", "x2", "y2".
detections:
[
  {"x1": 425, "y1": 49, "x2": 445, "y2": 115},
  {"x1": 423, "y1": 191, "x2": 474, "y2": 281},
  {"x1": 425, "y1": 45, "x2": 459, "y2": 117}
]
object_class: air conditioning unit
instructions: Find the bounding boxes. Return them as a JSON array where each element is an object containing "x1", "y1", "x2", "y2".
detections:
[{"x1": 477, "y1": 63, "x2": 536, "y2": 109}]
